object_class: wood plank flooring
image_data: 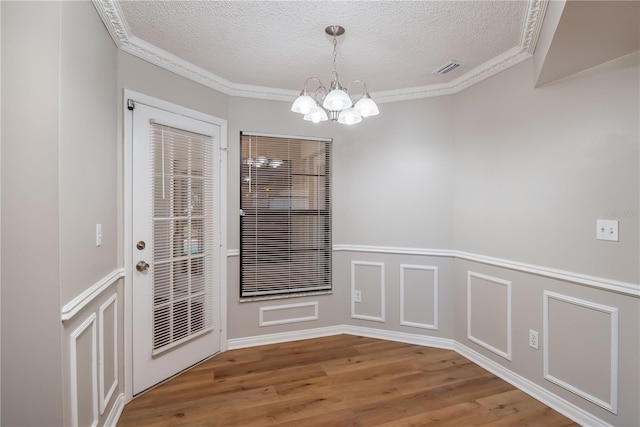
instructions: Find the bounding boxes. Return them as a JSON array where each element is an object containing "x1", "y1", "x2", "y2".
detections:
[{"x1": 118, "y1": 334, "x2": 578, "y2": 426}]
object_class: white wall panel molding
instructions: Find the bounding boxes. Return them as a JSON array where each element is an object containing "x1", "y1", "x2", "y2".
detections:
[
  {"x1": 351, "y1": 261, "x2": 386, "y2": 323},
  {"x1": 93, "y1": 0, "x2": 547, "y2": 103},
  {"x1": 98, "y1": 294, "x2": 118, "y2": 415},
  {"x1": 467, "y1": 271, "x2": 512, "y2": 361},
  {"x1": 61, "y1": 268, "x2": 125, "y2": 321},
  {"x1": 455, "y1": 342, "x2": 612, "y2": 427},
  {"x1": 543, "y1": 291, "x2": 619, "y2": 414},
  {"x1": 333, "y1": 245, "x2": 639, "y2": 297},
  {"x1": 70, "y1": 314, "x2": 99, "y2": 427},
  {"x1": 400, "y1": 264, "x2": 439, "y2": 330},
  {"x1": 259, "y1": 302, "x2": 319, "y2": 327},
  {"x1": 103, "y1": 393, "x2": 126, "y2": 427}
]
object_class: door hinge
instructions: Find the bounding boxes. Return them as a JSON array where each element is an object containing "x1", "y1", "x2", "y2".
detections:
[
  {"x1": 127, "y1": 99, "x2": 135, "y2": 111},
  {"x1": 239, "y1": 209, "x2": 245, "y2": 217}
]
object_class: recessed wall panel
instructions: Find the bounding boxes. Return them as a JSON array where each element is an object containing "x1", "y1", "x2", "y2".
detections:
[
  {"x1": 70, "y1": 314, "x2": 98, "y2": 427},
  {"x1": 467, "y1": 271, "x2": 512, "y2": 360},
  {"x1": 259, "y1": 302, "x2": 319, "y2": 327},
  {"x1": 351, "y1": 261, "x2": 385, "y2": 322},
  {"x1": 544, "y1": 291, "x2": 618, "y2": 413},
  {"x1": 400, "y1": 265, "x2": 438, "y2": 329},
  {"x1": 99, "y1": 294, "x2": 118, "y2": 414}
]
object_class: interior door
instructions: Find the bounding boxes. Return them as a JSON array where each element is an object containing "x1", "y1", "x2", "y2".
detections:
[{"x1": 132, "y1": 103, "x2": 221, "y2": 395}]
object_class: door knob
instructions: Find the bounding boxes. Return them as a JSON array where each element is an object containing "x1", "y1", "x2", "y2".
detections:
[{"x1": 136, "y1": 261, "x2": 150, "y2": 272}]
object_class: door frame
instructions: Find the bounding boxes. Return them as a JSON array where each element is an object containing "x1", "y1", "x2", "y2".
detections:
[{"x1": 123, "y1": 90, "x2": 228, "y2": 402}]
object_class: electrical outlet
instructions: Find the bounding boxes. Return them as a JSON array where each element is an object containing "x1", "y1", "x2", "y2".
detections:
[
  {"x1": 529, "y1": 329, "x2": 539, "y2": 349},
  {"x1": 354, "y1": 290, "x2": 362, "y2": 303}
]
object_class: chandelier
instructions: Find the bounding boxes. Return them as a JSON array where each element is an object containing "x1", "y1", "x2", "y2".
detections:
[{"x1": 291, "y1": 25, "x2": 379, "y2": 125}]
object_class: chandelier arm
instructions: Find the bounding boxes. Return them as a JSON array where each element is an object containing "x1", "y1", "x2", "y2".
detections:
[
  {"x1": 314, "y1": 85, "x2": 328, "y2": 105},
  {"x1": 346, "y1": 79, "x2": 369, "y2": 102},
  {"x1": 302, "y1": 76, "x2": 325, "y2": 94}
]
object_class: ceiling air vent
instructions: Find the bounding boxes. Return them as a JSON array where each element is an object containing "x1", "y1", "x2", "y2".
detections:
[{"x1": 433, "y1": 61, "x2": 462, "y2": 75}]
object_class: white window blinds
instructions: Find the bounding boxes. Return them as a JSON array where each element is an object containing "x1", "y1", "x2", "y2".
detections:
[
  {"x1": 151, "y1": 123, "x2": 215, "y2": 354},
  {"x1": 240, "y1": 133, "x2": 332, "y2": 297}
]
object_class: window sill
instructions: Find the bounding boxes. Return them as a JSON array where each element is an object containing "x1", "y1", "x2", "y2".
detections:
[{"x1": 239, "y1": 290, "x2": 333, "y2": 303}]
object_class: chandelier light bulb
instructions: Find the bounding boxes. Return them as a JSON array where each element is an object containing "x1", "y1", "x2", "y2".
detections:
[
  {"x1": 337, "y1": 107, "x2": 362, "y2": 125},
  {"x1": 322, "y1": 88, "x2": 352, "y2": 111},
  {"x1": 353, "y1": 95, "x2": 379, "y2": 118},
  {"x1": 303, "y1": 105, "x2": 329, "y2": 123},
  {"x1": 291, "y1": 94, "x2": 316, "y2": 115}
]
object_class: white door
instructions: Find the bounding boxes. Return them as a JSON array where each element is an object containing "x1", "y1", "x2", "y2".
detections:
[{"x1": 132, "y1": 103, "x2": 222, "y2": 395}]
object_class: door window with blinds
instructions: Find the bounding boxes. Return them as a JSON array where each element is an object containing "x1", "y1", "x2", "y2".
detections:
[
  {"x1": 240, "y1": 133, "x2": 332, "y2": 298},
  {"x1": 151, "y1": 122, "x2": 215, "y2": 353}
]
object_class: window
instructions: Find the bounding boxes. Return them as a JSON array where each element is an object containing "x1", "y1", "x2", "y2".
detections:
[{"x1": 240, "y1": 133, "x2": 332, "y2": 298}]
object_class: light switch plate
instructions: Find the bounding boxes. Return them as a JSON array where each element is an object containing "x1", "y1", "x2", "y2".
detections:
[
  {"x1": 596, "y1": 219, "x2": 618, "y2": 241},
  {"x1": 96, "y1": 224, "x2": 102, "y2": 246}
]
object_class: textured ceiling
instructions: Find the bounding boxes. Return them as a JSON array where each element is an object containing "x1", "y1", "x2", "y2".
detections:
[{"x1": 115, "y1": 0, "x2": 532, "y2": 96}]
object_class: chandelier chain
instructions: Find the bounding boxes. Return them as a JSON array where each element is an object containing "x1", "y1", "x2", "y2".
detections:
[{"x1": 332, "y1": 35, "x2": 338, "y2": 75}]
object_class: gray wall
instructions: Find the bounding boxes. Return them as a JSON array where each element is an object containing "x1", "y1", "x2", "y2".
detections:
[
  {"x1": 453, "y1": 53, "x2": 639, "y2": 283},
  {"x1": 2, "y1": 1, "x2": 121, "y2": 425},
  {"x1": 331, "y1": 97, "x2": 456, "y2": 339},
  {"x1": 59, "y1": 0, "x2": 118, "y2": 306},
  {"x1": 1, "y1": 2, "x2": 63, "y2": 425},
  {"x1": 450, "y1": 53, "x2": 639, "y2": 426},
  {"x1": 59, "y1": 2, "x2": 122, "y2": 426},
  {"x1": 333, "y1": 97, "x2": 454, "y2": 248}
]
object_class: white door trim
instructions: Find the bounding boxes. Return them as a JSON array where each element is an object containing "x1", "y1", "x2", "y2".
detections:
[{"x1": 123, "y1": 90, "x2": 227, "y2": 402}]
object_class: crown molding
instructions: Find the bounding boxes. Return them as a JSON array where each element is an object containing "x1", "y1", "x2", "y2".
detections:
[{"x1": 93, "y1": 0, "x2": 548, "y2": 103}]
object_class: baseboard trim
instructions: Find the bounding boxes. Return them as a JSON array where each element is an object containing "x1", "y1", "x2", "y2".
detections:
[
  {"x1": 103, "y1": 393, "x2": 125, "y2": 427},
  {"x1": 227, "y1": 326, "x2": 611, "y2": 427},
  {"x1": 454, "y1": 342, "x2": 612, "y2": 427},
  {"x1": 227, "y1": 325, "x2": 345, "y2": 350},
  {"x1": 341, "y1": 325, "x2": 454, "y2": 350}
]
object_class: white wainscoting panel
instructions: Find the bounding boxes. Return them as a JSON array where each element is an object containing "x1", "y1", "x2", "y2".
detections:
[
  {"x1": 467, "y1": 271, "x2": 512, "y2": 361},
  {"x1": 400, "y1": 264, "x2": 439, "y2": 330},
  {"x1": 543, "y1": 291, "x2": 619, "y2": 413},
  {"x1": 259, "y1": 302, "x2": 319, "y2": 327},
  {"x1": 70, "y1": 313, "x2": 99, "y2": 427},
  {"x1": 351, "y1": 261, "x2": 386, "y2": 322},
  {"x1": 99, "y1": 293, "x2": 118, "y2": 415}
]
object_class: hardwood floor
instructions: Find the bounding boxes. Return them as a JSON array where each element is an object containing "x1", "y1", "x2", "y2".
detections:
[{"x1": 118, "y1": 334, "x2": 578, "y2": 426}]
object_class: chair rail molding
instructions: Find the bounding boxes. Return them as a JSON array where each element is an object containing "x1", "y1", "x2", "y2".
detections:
[
  {"x1": 61, "y1": 268, "x2": 125, "y2": 321},
  {"x1": 333, "y1": 245, "x2": 639, "y2": 297}
]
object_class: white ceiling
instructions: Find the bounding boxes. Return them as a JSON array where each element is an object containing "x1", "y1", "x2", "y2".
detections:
[{"x1": 100, "y1": 0, "x2": 549, "y2": 102}]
